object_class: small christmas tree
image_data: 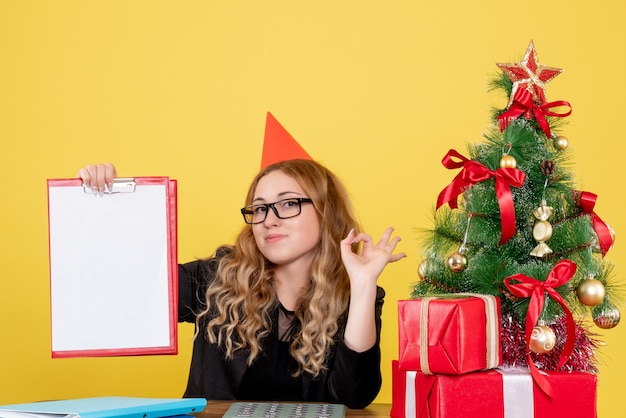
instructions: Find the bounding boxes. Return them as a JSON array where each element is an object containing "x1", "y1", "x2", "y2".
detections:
[{"x1": 412, "y1": 40, "x2": 621, "y2": 392}]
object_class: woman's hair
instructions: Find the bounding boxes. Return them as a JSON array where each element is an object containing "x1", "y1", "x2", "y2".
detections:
[{"x1": 196, "y1": 159, "x2": 360, "y2": 376}]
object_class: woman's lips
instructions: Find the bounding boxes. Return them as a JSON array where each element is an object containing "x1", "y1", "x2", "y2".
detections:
[{"x1": 265, "y1": 234, "x2": 286, "y2": 243}]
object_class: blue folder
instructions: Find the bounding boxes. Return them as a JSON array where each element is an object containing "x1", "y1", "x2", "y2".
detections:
[{"x1": 0, "y1": 396, "x2": 207, "y2": 418}]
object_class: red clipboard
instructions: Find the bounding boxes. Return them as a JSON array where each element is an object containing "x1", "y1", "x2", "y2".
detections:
[{"x1": 47, "y1": 177, "x2": 178, "y2": 358}]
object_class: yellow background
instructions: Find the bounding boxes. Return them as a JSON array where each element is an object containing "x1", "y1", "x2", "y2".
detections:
[{"x1": 1, "y1": 1, "x2": 624, "y2": 416}]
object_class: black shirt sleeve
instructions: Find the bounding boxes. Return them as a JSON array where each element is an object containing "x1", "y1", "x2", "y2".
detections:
[
  {"x1": 326, "y1": 286, "x2": 385, "y2": 408},
  {"x1": 178, "y1": 259, "x2": 205, "y2": 323},
  {"x1": 178, "y1": 246, "x2": 232, "y2": 323}
]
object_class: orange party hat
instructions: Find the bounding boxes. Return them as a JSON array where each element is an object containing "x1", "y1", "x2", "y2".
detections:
[{"x1": 261, "y1": 112, "x2": 312, "y2": 169}]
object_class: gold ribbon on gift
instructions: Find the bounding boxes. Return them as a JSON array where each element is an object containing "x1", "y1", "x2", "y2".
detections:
[{"x1": 419, "y1": 293, "x2": 500, "y2": 374}]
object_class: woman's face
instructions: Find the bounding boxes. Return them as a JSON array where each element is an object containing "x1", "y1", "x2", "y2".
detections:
[{"x1": 251, "y1": 170, "x2": 321, "y2": 270}]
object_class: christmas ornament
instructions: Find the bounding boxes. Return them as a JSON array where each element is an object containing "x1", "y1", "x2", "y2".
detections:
[
  {"x1": 533, "y1": 220, "x2": 553, "y2": 240},
  {"x1": 539, "y1": 160, "x2": 556, "y2": 177},
  {"x1": 504, "y1": 260, "x2": 578, "y2": 396},
  {"x1": 592, "y1": 299, "x2": 621, "y2": 329},
  {"x1": 530, "y1": 198, "x2": 554, "y2": 257},
  {"x1": 576, "y1": 274, "x2": 606, "y2": 307},
  {"x1": 554, "y1": 135, "x2": 569, "y2": 150},
  {"x1": 501, "y1": 315, "x2": 601, "y2": 375},
  {"x1": 447, "y1": 250, "x2": 467, "y2": 272},
  {"x1": 447, "y1": 214, "x2": 472, "y2": 273},
  {"x1": 497, "y1": 40, "x2": 563, "y2": 107},
  {"x1": 418, "y1": 259, "x2": 429, "y2": 280},
  {"x1": 529, "y1": 324, "x2": 556, "y2": 354},
  {"x1": 496, "y1": 42, "x2": 572, "y2": 140},
  {"x1": 500, "y1": 154, "x2": 517, "y2": 169},
  {"x1": 499, "y1": 144, "x2": 517, "y2": 169},
  {"x1": 436, "y1": 150, "x2": 525, "y2": 245}
]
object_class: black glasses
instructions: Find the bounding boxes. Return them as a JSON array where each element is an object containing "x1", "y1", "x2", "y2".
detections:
[{"x1": 241, "y1": 198, "x2": 313, "y2": 224}]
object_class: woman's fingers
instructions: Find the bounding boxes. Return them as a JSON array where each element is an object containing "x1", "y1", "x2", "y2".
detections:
[
  {"x1": 77, "y1": 163, "x2": 117, "y2": 194},
  {"x1": 344, "y1": 227, "x2": 406, "y2": 261}
]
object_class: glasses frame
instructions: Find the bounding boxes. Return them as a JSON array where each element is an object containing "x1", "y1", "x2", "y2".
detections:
[{"x1": 240, "y1": 197, "x2": 314, "y2": 224}]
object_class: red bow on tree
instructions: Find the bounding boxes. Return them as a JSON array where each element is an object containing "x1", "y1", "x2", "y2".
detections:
[
  {"x1": 504, "y1": 260, "x2": 577, "y2": 397},
  {"x1": 436, "y1": 149, "x2": 526, "y2": 245},
  {"x1": 498, "y1": 88, "x2": 571, "y2": 138},
  {"x1": 577, "y1": 191, "x2": 613, "y2": 257}
]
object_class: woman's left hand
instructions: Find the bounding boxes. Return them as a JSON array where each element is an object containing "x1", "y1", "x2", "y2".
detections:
[{"x1": 340, "y1": 227, "x2": 406, "y2": 290}]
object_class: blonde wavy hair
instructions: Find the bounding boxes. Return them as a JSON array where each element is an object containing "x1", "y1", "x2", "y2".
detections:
[{"x1": 196, "y1": 159, "x2": 360, "y2": 377}]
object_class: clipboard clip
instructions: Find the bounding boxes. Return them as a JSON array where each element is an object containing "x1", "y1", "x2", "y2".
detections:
[{"x1": 83, "y1": 178, "x2": 136, "y2": 194}]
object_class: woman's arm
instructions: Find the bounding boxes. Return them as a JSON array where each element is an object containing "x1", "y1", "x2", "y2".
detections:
[
  {"x1": 327, "y1": 286, "x2": 385, "y2": 409},
  {"x1": 340, "y1": 227, "x2": 405, "y2": 352},
  {"x1": 328, "y1": 228, "x2": 403, "y2": 408}
]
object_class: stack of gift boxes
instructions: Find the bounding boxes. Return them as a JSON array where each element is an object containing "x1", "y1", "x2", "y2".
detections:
[{"x1": 391, "y1": 295, "x2": 598, "y2": 418}]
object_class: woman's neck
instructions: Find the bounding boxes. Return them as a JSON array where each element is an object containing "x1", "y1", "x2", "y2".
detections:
[{"x1": 272, "y1": 265, "x2": 310, "y2": 311}]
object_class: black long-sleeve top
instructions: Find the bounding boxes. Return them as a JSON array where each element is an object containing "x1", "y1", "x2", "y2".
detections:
[{"x1": 177, "y1": 248, "x2": 384, "y2": 409}]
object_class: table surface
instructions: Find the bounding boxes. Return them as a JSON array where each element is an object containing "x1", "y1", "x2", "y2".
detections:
[{"x1": 193, "y1": 401, "x2": 391, "y2": 418}]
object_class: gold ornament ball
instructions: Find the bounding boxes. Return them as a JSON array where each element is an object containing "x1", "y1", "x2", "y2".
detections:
[
  {"x1": 532, "y1": 220, "x2": 553, "y2": 242},
  {"x1": 554, "y1": 136, "x2": 569, "y2": 150},
  {"x1": 576, "y1": 278, "x2": 606, "y2": 306},
  {"x1": 593, "y1": 300, "x2": 621, "y2": 329},
  {"x1": 447, "y1": 251, "x2": 468, "y2": 273},
  {"x1": 500, "y1": 155, "x2": 517, "y2": 169},
  {"x1": 418, "y1": 259, "x2": 429, "y2": 280},
  {"x1": 529, "y1": 325, "x2": 556, "y2": 354}
]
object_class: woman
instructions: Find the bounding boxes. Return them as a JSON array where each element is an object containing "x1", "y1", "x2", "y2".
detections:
[{"x1": 78, "y1": 159, "x2": 405, "y2": 408}]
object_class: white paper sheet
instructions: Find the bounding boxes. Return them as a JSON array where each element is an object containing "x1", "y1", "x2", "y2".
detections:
[{"x1": 47, "y1": 178, "x2": 177, "y2": 357}]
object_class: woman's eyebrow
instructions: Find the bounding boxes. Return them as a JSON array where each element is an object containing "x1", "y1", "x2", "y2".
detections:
[{"x1": 252, "y1": 191, "x2": 304, "y2": 203}]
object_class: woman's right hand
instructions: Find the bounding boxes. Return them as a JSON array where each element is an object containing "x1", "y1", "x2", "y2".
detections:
[{"x1": 77, "y1": 163, "x2": 118, "y2": 195}]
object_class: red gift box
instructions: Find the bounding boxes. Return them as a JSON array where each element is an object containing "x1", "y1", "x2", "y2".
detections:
[
  {"x1": 398, "y1": 295, "x2": 501, "y2": 374},
  {"x1": 391, "y1": 360, "x2": 597, "y2": 418}
]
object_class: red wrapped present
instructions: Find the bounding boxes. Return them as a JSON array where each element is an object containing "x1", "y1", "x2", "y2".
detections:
[
  {"x1": 391, "y1": 360, "x2": 597, "y2": 418},
  {"x1": 398, "y1": 294, "x2": 501, "y2": 374}
]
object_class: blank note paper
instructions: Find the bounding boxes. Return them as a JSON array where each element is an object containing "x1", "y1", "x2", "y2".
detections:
[{"x1": 47, "y1": 177, "x2": 177, "y2": 357}]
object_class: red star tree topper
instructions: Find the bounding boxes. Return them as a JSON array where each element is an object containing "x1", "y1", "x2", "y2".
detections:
[{"x1": 497, "y1": 40, "x2": 563, "y2": 107}]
